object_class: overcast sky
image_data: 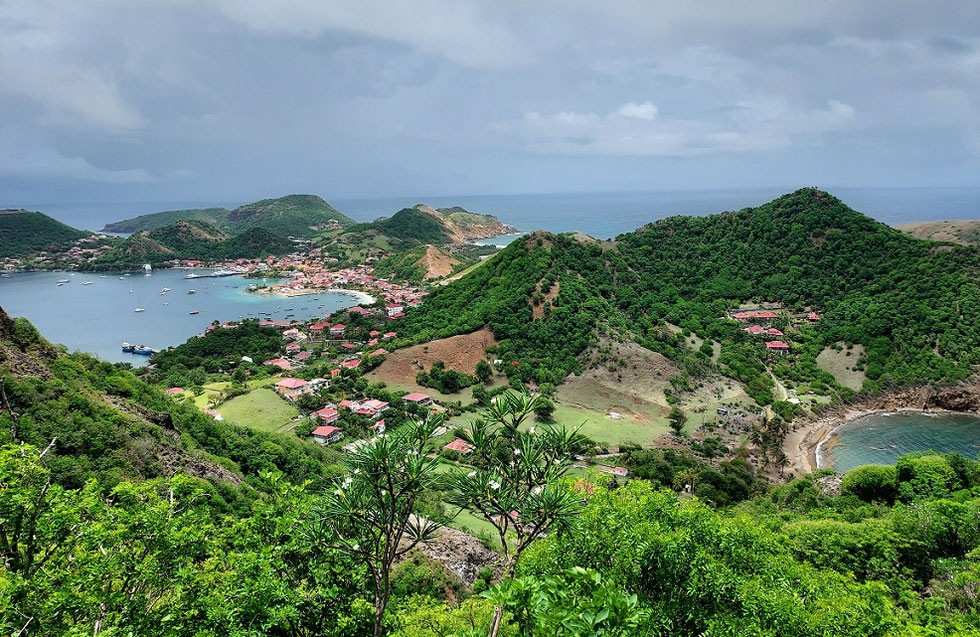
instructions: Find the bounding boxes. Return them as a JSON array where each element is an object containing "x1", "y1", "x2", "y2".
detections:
[{"x1": 1, "y1": 1, "x2": 978, "y2": 205}]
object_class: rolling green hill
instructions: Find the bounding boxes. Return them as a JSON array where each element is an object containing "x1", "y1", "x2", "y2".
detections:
[
  {"x1": 897, "y1": 219, "x2": 980, "y2": 245},
  {"x1": 101, "y1": 207, "x2": 232, "y2": 234},
  {"x1": 94, "y1": 220, "x2": 294, "y2": 269},
  {"x1": 0, "y1": 209, "x2": 91, "y2": 258},
  {"x1": 101, "y1": 194, "x2": 355, "y2": 238},
  {"x1": 0, "y1": 308, "x2": 330, "y2": 491},
  {"x1": 402, "y1": 188, "x2": 980, "y2": 395}
]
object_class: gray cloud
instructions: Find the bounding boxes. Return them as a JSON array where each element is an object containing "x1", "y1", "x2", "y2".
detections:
[{"x1": 0, "y1": 0, "x2": 977, "y2": 203}]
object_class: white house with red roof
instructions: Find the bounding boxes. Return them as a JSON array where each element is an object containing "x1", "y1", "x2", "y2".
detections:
[
  {"x1": 765, "y1": 340, "x2": 790, "y2": 353},
  {"x1": 313, "y1": 407, "x2": 340, "y2": 424},
  {"x1": 275, "y1": 377, "x2": 311, "y2": 399},
  {"x1": 402, "y1": 392, "x2": 432, "y2": 406},
  {"x1": 330, "y1": 324, "x2": 346, "y2": 337},
  {"x1": 312, "y1": 425, "x2": 343, "y2": 445},
  {"x1": 263, "y1": 358, "x2": 293, "y2": 371}
]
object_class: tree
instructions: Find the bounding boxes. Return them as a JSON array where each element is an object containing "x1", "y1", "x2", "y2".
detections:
[
  {"x1": 532, "y1": 397, "x2": 555, "y2": 422},
  {"x1": 668, "y1": 407, "x2": 687, "y2": 436},
  {"x1": 446, "y1": 391, "x2": 587, "y2": 637},
  {"x1": 308, "y1": 414, "x2": 447, "y2": 637},
  {"x1": 475, "y1": 360, "x2": 493, "y2": 384}
]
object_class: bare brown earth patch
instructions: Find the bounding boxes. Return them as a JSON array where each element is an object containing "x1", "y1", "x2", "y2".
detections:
[
  {"x1": 419, "y1": 244, "x2": 460, "y2": 280},
  {"x1": 557, "y1": 338, "x2": 679, "y2": 421},
  {"x1": 369, "y1": 328, "x2": 498, "y2": 385},
  {"x1": 816, "y1": 343, "x2": 866, "y2": 391}
]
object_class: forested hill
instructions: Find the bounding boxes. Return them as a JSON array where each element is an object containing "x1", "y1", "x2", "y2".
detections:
[
  {"x1": 0, "y1": 209, "x2": 91, "y2": 258},
  {"x1": 94, "y1": 220, "x2": 294, "y2": 269},
  {"x1": 402, "y1": 188, "x2": 980, "y2": 392},
  {"x1": 0, "y1": 308, "x2": 331, "y2": 494},
  {"x1": 101, "y1": 194, "x2": 355, "y2": 237}
]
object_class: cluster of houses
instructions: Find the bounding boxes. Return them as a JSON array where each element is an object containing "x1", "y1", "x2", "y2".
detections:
[
  {"x1": 730, "y1": 308, "x2": 822, "y2": 356},
  {"x1": 308, "y1": 392, "x2": 433, "y2": 445}
]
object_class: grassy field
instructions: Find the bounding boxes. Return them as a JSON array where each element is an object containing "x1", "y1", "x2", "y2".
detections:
[
  {"x1": 218, "y1": 387, "x2": 301, "y2": 433},
  {"x1": 816, "y1": 344, "x2": 867, "y2": 391}
]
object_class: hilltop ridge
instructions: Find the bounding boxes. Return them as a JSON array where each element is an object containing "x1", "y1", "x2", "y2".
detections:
[
  {"x1": 0, "y1": 209, "x2": 91, "y2": 258},
  {"x1": 101, "y1": 194, "x2": 355, "y2": 237}
]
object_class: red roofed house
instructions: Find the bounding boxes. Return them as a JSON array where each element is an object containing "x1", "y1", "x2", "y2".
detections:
[
  {"x1": 313, "y1": 407, "x2": 340, "y2": 424},
  {"x1": 294, "y1": 350, "x2": 312, "y2": 361},
  {"x1": 382, "y1": 332, "x2": 396, "y2": 339},
  {"x1": 165, "y1": 387, "x2": 184, "y2": 395},
  {"x1": 362, "y1": 399, "x2": 389, "y2": 414},
  {"x1": 765, "y1": 340, "x2": 790, "y2": 353},
  {"x1": 312, "y1": 425, "x2": 343, "y2": 445},
  {"x1": 371, "y1": 420, "x2": 386, "y2": 433},
  {"x1": 330, "y1": 368, "x2": 342, "y2": 378},
  {"x1": 340, "y1": 359, "x2": 361, "y2": 369},
  {"x1": 330, "y1": 324, "x2": 346, "y2": 337},
  {"x1": 341, "y1": 342, "x2": 356, "y2": 350},
  {"x1": 612, "y1": 466, "x2": 629, "y2": 477},
  {"x1": 744, "y1": 325, "x2": 766, "y2": 335},
  {"x1": 263, "y1": 358, "x2": 293, "y2": 371},
  {"x1": 369, "y1": 330, "x2": 380, "y2": 337},
  {"x1": 369, "y1": 348, "x2": 386, "y2": 357},
  {"x1": 285, "y1": 342, "x2": 301, "y2": 353},
  {"x1": 766, "y1": 328, "x2": 783, "y2": 336},
  {"x1": 733, "y1": 311, "x2": 753, "y2": 321},
  {"x1": 402, "y1": 392, "x2": 432, "y2": 406},
  {"x1": 807, "y1": 312, "x2": 821, "y2": 321},
  {"x1": 310, "y1": 321, "x2": 331, "y2": 337},
  {"x1": 444, "y1": 438, "x2": 474, "y2": 455},
  {"x1": 754, "y1": 311, "x2": 779, "y2": 320},
  {"x1": 275, "y1": 377, "x2": 311, "y2": 399},
  {"x1": 338, "y1": 399, "x2": 356, "y2": 410}
]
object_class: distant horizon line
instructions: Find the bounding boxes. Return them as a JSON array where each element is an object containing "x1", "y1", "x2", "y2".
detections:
[{"x1": 15, "y1": 183, "x2": 980, "y2": 209}]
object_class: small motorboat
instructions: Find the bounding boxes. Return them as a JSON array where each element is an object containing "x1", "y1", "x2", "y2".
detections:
[
  {"x1": 121, "y1": 342, "x2": 135, "y2": 352},
  {"x1": 189, "y1": 310, "x2": 200, "y2": 315},
  {"x1": 134, "y1": 307, "x2": 145, "y2": 313},
  {"x1": 57, "y1": 278, "x2": 69, "y2": 283},
  {"x1": 132, "y1": 345, "x2": 154, "y2": 355},
  {"x1": 187, "y1": 289, "x2": 196, "y2": 294},
  {"x1": 82, "y1": 281, "x2": 93, "y2": 285}
]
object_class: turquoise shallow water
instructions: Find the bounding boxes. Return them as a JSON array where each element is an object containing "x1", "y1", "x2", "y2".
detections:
[
  {"x1": 0, "y1": 270, "x2": 364, "y2": 365},
  {"x1": 821, "y1": 411, "x2": 980, "y2": 472}
]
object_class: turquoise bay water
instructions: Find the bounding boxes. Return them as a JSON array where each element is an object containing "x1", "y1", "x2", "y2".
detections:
[
  {"x1": 0, "y1": 270, "x2": 364, "y2": 364},
  {"x1": 821, "y1": 411, "x2": 980, "y2": 472}
]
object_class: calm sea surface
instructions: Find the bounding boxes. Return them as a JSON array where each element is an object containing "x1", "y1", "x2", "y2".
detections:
[
  {"x1": 0, "y1": 270, "x2": 364, "y2": 364},
  {"x1": 821, "y1": 412, "x2": 980, "y2": 472}
]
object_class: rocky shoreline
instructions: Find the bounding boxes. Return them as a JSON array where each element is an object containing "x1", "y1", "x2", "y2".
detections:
[{"x1": 782, "y1": 381, "x2": 980, "y2": 476}]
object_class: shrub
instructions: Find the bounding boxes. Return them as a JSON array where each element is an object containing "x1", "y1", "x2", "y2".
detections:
[
  {"x1": 841, "y1": 464, "x2": 898, "y2": 503},
  {"x1": 896, "y1": 454, "x2": 961, "y2": 501}
]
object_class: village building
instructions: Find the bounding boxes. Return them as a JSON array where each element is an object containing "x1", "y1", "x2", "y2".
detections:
[
  {"x1": 312, "y1": 425, "x2": 343, "y2": 445},
  {"x1": 765, "y1": 340, "x2": 790, "y2": 353},
  {"x1": 275, "y1": 377, "x2": 311, "y2": 399},
  {"x1": 444, "y1": 438, "x2": 475, "y2": 455},
  {"x1": 402, "y1": 392, "x2": 433, "y2": 406}
]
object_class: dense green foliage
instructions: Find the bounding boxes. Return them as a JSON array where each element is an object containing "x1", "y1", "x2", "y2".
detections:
[
  {"x1": 101, "y1": 206, "x2": 232, "y2": 233},
  {"x1": 0, "y1": 210, "x2": 90, "y2": 258},
  {"x1": 102, "y1": 194, "x2": 354, "y2": 237},
  {"x1": 373, "y1": 245, "x2": 430, "y2": 281},
  {"x1": 95, "y1": 220, "x2": 294, "y2": 269},
  {"x1": 403, "y1": 189, "x2": 980, "y2": 395},
  {"x1": 350, "y1": 208, "x2": 451, "y2": 245},
  {"x1": 151, "y1": 320, "x2": 285, "y2": 372},
  {"x1": 0, "y1": 311, "x2": 332, "y2": 494}
]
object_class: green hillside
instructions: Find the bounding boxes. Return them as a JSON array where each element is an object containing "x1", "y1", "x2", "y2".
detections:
[
  {"x1": 402, "y1": 188, "x2": 980, "y2": 393},
  {"x1": 95, "y1": 220, "x2": 294, "y2": 269},
  {"x1": 228, "y1": 194, "x2": 355, "y2": 237},
  {"x1": 0, "y1": 308, "x2": 331, "y2": 491},
  {"x1": 354, "y1": 207, "x2": 452, "y2": 244},
  {"x1": 101, "y1": 207, "x2": 232, "y2": 233},
  {"x1": 0, "y1": 209, "x2": 91, "y2": 258},
  {"x1": 102, "y1": 194, "x2": 355, "y2": 238}
]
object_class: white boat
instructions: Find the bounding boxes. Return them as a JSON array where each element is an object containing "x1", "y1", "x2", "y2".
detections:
[
  {"x1": 134, "y1": 308, "x2": 145, "y2": 313},
  {"x1": 82, "y1": 281, "x2": 93, "y2": 285},
  {"x1": 187, "y1": 289, "x2": 196, "y2": 294},
  {"x1": 161, "y1": 287, "x2": 171, "y2": 292},
  {"x1": 57, "y1": 278, "x2": 69, "y2": 283},
  {"x1": 185, "y1": 273, "x2": 200, "y2": 279}
]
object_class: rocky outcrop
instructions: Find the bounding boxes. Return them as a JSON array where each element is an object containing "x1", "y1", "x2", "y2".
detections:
[{"x1": 407, "y1": 526, "x2": 503, "y2": 586}]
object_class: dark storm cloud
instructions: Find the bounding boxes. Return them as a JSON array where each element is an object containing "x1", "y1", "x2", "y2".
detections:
[{"x1": 1, "y1": 0, "x2": 978, "y2": 204}]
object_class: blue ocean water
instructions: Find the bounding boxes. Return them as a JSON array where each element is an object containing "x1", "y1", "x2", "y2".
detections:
[
  {"x1": 0, "y1": 270, "x2": 365, "y2": 364},
  {"x1": 24, "y1": 187, "x2": 980, "y2": 238},
  {"x1": 821, "y1": 412, "x2": 980, "y2": 472}
]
